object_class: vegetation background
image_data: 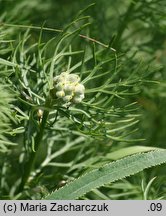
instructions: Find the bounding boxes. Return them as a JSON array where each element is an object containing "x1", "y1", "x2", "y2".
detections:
[{"x1": 0, "y1": 0, "x2": 165, "y2": 200}]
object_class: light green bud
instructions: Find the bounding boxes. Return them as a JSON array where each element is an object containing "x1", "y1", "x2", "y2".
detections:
[
  {"x1": 67, "y1": 74, "x2": 80, "y2": 83},
  {"x1": 56, "y1": 72, "x2": 68, "y2": 83},
  {"x1": 64, "y1": 83, "x2": 75, "y2": 93},
  {"x1": 53, "y1": 75, "x2": 60, "y2": 84},
  {"x1": 63, "y1": 95, "x2": 72, "y2": 102},
  {"x1": 53, "y1": 72, "x2": 85, "y2": 104},
  {"x1": 74, "y1": 83, "x2": 85, "y2": 95},
  {"x1": 61, "y1": 72, "x2": 69, "y2": 77},
  {"x1": 55, "y1": 82, "x2": 65, "y2": 90},
  {"x1": 73, "y1": 94, "x2": 84, "y2": 103},
  {"x1": 56, "y1": 90, "x2": 65, "y2": 98}
]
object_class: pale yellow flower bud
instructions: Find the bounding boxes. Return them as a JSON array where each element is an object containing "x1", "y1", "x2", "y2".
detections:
[
  {"x1": 67, "y1": 74, "x2": 80, "y2": 83},
  {"x1": 74, "y1": 83, "x2": 85, "y2": 95},
  {"x1": 56, "y1": 90, "x2": 65, "y2": 98},
  {"x1": 63, "y1": 95, "x2": 72, "y2": 102},
  {"x1": 64, "y1": 84, "x2": 75, "y2": 93},
  {"x1": 53, "y1": 72, "x2": 85, "y2": 104},
  {"x1": 73, "y1": 94, "x2": 84, "y2": 103},
  {"x1": 56, "y1": 82, "x2": 65, "y2": 90}
]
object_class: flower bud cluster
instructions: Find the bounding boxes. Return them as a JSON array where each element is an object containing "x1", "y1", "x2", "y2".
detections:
[{"x1": 53, "y1": 72, "x2": 85, "y2": 103}]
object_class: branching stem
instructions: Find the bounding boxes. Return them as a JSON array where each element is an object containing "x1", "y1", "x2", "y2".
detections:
[
  {"x1": 18, "y1": 97, "x2": 51, "y2": 193},
  {"x1": 1, "y1": 23, "x2": 116, "y2": 52}
]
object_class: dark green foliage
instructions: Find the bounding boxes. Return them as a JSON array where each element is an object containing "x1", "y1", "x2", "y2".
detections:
[{"x1": 0, "y1": 0, "x2": 165, "y2": 200}]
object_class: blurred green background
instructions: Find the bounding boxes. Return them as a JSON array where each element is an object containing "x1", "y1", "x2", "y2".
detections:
[{"x1": 0, "y1": 0, "x2": 166, "y2": 199}]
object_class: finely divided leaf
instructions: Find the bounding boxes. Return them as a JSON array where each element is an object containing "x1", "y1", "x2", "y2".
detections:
[
  {"x1": 45, "y1": 150, "x2": 166, "y2": 200},
  {"x1": 0, "y1": 58, "x2": 17, "y2": 67}
]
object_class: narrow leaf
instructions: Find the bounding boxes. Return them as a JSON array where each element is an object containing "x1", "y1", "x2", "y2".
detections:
[
  {"x1": 0, "y1": 58, "x2": 17, "y2": 67},
  {"x1": 106, "y1": 146, "x2": 160, "y2": 160},
  {"x1": 45, "y1": 150, "x2": 166, "y2": 200}
]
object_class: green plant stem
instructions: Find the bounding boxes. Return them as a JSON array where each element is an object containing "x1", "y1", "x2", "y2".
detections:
[
  {"x1": 113, "y1": 0, "x2": 136, "y2": 50},
  {"x1": 1, "y1": 23, "x2": 116, "y2": 51},
  {"x1": 18, "y1": 98, "x2": 51, "y2": 193}
]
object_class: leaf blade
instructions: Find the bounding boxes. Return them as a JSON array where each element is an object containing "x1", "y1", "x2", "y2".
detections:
[{"x1": 45, "y1": 150, "x2": 166, "y2": 200}]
